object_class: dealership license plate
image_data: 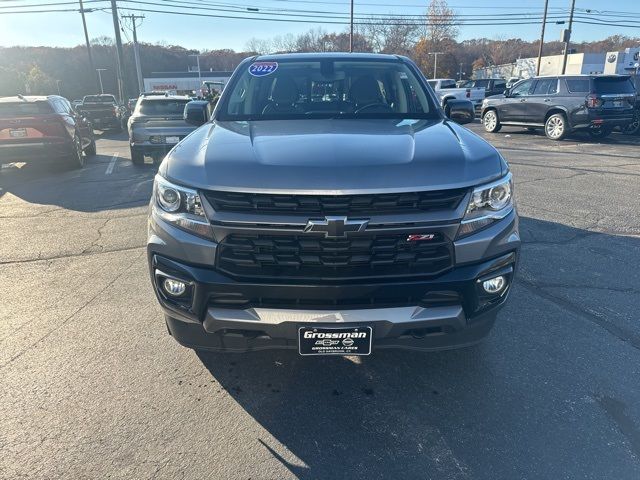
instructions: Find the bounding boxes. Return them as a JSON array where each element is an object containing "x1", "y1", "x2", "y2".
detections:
[
  {"x1": 166, "y1": 136, "x2": 180, "y2": 144},
  {"x1": 298, "y1": 326, "x2": 372, "y2": 356},
  {"x1": 9, "y1": 128, "x2": 27, "y2": 138}
]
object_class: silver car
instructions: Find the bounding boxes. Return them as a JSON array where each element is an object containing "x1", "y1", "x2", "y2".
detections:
[{"x1": 128, "y1": 94, "x2": 204, "y2": 164}]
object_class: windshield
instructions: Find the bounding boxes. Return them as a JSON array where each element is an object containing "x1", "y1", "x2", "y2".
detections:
[
  {"x1": 0, "y1": 101, "x2": 53, "y2": 116},
  {"x1": 137, "y1": 99, "x2": 190, "y2": 116},
  {"x1": 83, "y1": 95, "x2": 116, "y2": 104},
  {"x1": 218, "y1": 59, "x2": 436, "y2": 121}
]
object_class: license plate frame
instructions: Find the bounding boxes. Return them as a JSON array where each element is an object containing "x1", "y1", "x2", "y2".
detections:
[
  {"x1": 9, "y1": 128, "x2": 27, "y2": 138},
  {"x1": 298, "y1": 326, "x2": 373, "y2": 356},
  {"x1": 166, "y1": 136, "x2": 180, "y2": 144}
]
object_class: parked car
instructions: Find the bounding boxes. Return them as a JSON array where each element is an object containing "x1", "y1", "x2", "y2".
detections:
[
  {"x1": 128, "y1": 94, "x2": 206, "y2": 164},
  {"x1": 147, "y1": 53, "x2": 519, "y2": 355},
  {"x1": 481, "y1": 74, "x2": 637, "y2": 140},
  {"x1": 427, "y1": 78, "x2": 485, "y2": 111},
  {"x1": 79, "y1": 94, "x2": 122, "y2": 131},
  {"x1": 0, "y1": 95, "x2": 95, "y2": 169},
  {"x1": 620, "y1": 74, "x2": 639, "y2": 136},
  {"x1": 460, "y1": 78, "x2": 508, "y2": 99}
]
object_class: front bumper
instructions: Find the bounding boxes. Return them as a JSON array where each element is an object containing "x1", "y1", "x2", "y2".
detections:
[{"x1": 149, "y1": 248, "x2": 518, "y2": 352}]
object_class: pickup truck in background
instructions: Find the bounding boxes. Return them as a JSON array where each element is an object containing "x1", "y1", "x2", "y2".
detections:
[
  {"x1": 80, "y1": 94, "x2": 122, "y2": 132},
  {"x1": 460, "y1": 78, "x2": 508, "y2": 99},
  {"x1": 427, "y1": 78, "x2": 485, "y2": 112}
]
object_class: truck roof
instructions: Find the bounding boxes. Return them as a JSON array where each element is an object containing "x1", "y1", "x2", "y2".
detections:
[{"x1": 254, "y1": 52, "x2": 403, "y2": 62}]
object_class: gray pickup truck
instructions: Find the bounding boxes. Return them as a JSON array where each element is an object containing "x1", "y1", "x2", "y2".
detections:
[
  {"x1": 128, "y1": 94, "x2": 207, "y2": 164},
  {"x1": 147, "y1": 53, "x2": 519, "y2": 356}
]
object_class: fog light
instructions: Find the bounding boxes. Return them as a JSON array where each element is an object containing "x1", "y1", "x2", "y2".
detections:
[
  {"x1": 163, "y1": 278, "x2": 186, "y2": 297},
  {"x1": 482, "y1": 276, "x2": 506, "y2": 294}
]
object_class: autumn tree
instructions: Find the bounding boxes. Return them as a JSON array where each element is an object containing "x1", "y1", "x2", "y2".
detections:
[{"x1": 414, "y1": 0, "x2": 459, "y2": 78}]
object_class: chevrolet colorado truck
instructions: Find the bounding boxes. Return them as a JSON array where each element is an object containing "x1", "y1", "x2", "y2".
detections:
[{"x1": 147, "y1": 53, "x2": 519, "y2": 355}]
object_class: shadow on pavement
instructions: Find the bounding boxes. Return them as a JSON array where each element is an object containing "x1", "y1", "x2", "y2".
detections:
[
  {"x1": 0, "y1": 150, "x2": 158, "y2": 211},
  {"x1": 193, "y1": 217, "x2": 640, "y2": 479}
]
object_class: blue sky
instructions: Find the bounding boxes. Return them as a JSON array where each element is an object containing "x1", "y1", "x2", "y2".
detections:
[{"x1": 1, "y1": 0, "x2": 639, "y2": 51}]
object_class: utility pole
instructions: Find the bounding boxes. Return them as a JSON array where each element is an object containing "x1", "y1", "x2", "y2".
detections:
[
  {"x1": 536, "y1": 0, "x2": 549, "y2": 76},
  {"x1": 110, "y1": 0, "x2": 127, "y2": 102},
  {"x1": 96, "y1": 68, "x2": 106, "y2": 94},
  {"x1": 78, "y1": 0, "x2": 100, "y2": 92},
  {"x1": 428, "y1": 52, "x2": 444, "y2": 79},
  {"x1": 123, "y1": 14, "x2": 145, "y2": 94},
  {"x1": 349, "y1": 0, "x2": 354, "y2": 53},
  {"x1": 561, "y1": 0, "x2": 576, "y2": 75},
  {"x1": 458, "y1": 62, "x2": 464, "y2": 81}
]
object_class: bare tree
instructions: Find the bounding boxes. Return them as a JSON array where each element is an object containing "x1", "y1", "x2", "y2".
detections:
[{"x1": 245, "y1": 38, "x2": 272, "y2": 55}]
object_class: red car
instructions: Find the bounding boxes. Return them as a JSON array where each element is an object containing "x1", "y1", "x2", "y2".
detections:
[{"x1": 0, "y1": 95, "x2": 96, "y2": 169}]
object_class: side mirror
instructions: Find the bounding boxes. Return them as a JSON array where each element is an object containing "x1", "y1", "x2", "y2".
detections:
[
  {"x1": 503, "y1": 89, "x2": 510, "y2": 97},
  {"x1": 184, "y1": 101, "x2": 208, "y2": 127},
  {"x1": 445, "y1": 99, "x2": 474, "y2": 125}
]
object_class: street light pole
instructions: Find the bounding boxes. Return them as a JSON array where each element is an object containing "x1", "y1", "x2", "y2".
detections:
[
  {"x1": 96, "y1": 68, "x2": 106, "y2": 94},
  {"x1": 561, "y1": 0, "x2": 576, "y2": 75},
  {"x1": 428, "y1": 52, "x2": 444, "y2": 79},
  {"x1": 536, "y1": 0, "x2": 549, "y2": 76}
]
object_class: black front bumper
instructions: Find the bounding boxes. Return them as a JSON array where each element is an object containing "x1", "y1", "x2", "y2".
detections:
[{"x1": 149, "y1": 251, "x2": 517, "y2": 353}]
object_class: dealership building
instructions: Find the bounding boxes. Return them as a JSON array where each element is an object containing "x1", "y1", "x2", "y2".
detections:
[
  {"x1": 142, "y1": 70, "x2": 233, "y2": 95},
  {"x1": 474, "y1": 46, "x2": 640, "y2": 80}
]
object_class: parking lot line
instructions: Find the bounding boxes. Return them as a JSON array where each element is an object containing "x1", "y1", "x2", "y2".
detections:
[{"x1": 105, "y1": 153, "x2": 118, "y2": 175}]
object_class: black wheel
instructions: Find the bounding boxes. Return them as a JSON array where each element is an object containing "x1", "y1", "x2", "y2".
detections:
[
  {"x1": 130, "y1": 147, "x2": 145, "y2": 165},
  {"x1": 621, "y1": 111, "x2": 640, "y2": 136},
  {"x1": 544, "y1": 113, "x2": 568, "y2": 141},
  {"x1": 588, "y1": 126, "x2": 612, "y2": 139},
  {"x1": 66, "y1": 135, "x2": 85, "y2": 169},
  {"x1": 84, "y1": 138, "x2": 96, "y2": 157},
  {"x1": 482, "y1": 109, "x2": 501, "y2": 133}
]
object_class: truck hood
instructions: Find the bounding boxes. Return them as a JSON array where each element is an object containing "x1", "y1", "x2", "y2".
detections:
[{"x1": 163, "y1": 119, "x2": 505, "y2": 193}]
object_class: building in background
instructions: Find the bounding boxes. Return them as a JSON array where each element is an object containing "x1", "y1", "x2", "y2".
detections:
[
  {"x1": 474, "y1": 47, "x2": 640, "y2": 80},
  {"x1": 142, "y1": 70, "x2": 233, "y2": 96}
]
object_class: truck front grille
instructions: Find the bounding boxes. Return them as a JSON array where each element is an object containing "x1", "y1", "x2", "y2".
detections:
[
  {"x1": 205, "y1": 189, "x2": 467, "y2": 216},
  {"x1": 217, "y1": 233, "x2": 454, "y2": 281}
]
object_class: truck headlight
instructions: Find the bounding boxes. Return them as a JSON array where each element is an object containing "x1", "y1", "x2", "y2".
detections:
[
  {"x1": 152, "y1": 175, "x2": 213, "y2": 239},
  {"x1": 457, "y1": 172, "x2": 514, "y2": 238}
]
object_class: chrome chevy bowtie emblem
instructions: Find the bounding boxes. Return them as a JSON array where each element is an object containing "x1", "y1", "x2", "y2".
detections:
[{"x1": 304, "y1": 216, "x2": 369, "y2": 238}]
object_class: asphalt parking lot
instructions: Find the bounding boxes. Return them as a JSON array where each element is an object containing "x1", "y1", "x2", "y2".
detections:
[{"x1": 1, "y1": 123, "x2": 640, "y2": 479}]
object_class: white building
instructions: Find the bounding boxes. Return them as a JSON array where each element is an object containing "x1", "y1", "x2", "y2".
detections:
[
  {"x1": 143, "y1": 70, "x2": 233, "y2": 96},
  {"x1": 474, "y1": 47, "x2": 640, "y2": 80}
]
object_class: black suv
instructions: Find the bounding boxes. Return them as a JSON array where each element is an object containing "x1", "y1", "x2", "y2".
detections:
[{"x1": 481, "y1": 75, "x2": 637, "y2": 140}]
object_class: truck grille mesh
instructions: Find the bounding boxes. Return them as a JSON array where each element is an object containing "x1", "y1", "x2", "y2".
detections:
[
  {"x1": 217, "y1": 233, "x2": 453, "y2": 280},
  {"x1": 205, "y1": 189, "x2": 467, "y2": 215}
]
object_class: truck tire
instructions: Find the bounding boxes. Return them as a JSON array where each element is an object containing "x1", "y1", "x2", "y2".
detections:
[
  {"x1": 544, "y1": 113, "x2": 568, "y2": 141},
  {"x1": 482, "y1": 110, "x2": 501, "y2": 133},
  {"x1": 588, "y1": 126, "x2": 612, "y2": 139},
  {"x1": 130, "y1": 147, "x2": 145, "y2": 165},
  {"x1": 621, "y1": 110, "x2": 640, "y2": 136}
]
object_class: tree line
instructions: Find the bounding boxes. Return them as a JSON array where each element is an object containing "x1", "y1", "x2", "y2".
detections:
[{"x1": 1, "y1": 0, "x2": 638, "y2": 100}]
